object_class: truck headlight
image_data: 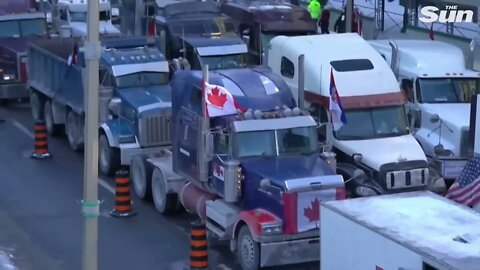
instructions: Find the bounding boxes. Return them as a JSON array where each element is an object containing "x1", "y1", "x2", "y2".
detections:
[
  {"x1": 262, "y1": 223, "x2": 283, "y2": 235},
  {"x1": 3, "y1": 74, "x2": 15, "y2": 80},
  {"x1": 356, "y1": 186, "x2": 377, "y2": 197}
]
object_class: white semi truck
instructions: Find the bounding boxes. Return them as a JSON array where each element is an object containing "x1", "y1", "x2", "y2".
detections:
[
  {"x1": 369, "y1": 40, "x2": 480, "y2": 186},
  {"x1": 321, "y1": 191, "x2": 480, "y2": 270},
  {"x1": 266, "y1": 33, "x2": 446, "y2": 198},
  {"x1": 52, "y1": 0, "x2": 120, "y2": 37}
]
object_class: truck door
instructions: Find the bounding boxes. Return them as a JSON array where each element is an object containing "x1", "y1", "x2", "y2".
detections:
[
  {"x1": 175, "y1": 85, "x2": 203, "y2": 181},
  {"x1": 401, "y1": 78, "x2": 418, "y2": 130}
]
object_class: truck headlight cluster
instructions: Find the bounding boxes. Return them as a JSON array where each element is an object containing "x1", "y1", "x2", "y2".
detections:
[
  {"x1": 3, "y1": 74, "x2": 15, "y2": 81},
  {"x1": 261, "y1": 223, "x2": 283, "y2": 235}
]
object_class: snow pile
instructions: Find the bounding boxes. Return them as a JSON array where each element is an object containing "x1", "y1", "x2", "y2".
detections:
[
  {"x1": 0, "y1": 250, "x2": 17, "y2": 270},
  {"x1": 336, "y1": 194, "x2": 480, "y2": 258}
]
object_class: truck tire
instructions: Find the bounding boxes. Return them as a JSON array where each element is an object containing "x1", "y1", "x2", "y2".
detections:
[
  {"x1": 44, "y1": 99, "x2": 62, "y2": 136},
  {"x1": 98, "y1": 133, "x2": 120, "y2": 176},
  {"x1": 66, "y1": 110, "x2": 84, "y2": 152},
  {"x1": 237, "y1": 225, "x2": 260, "y2": 270},
  {"x1": 151, "y1": 167, "x2": 179, "y2": 215},
  {"x1": 30, "y1": 90, "x2": 45, "y2": 120},
  {"x1": 131, "y1": 155, "x2": 153, "y2": 200}
]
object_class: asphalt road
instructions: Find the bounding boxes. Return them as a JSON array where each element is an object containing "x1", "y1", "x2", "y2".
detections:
[{"x1": 0, "y1": 102, "x2": 319, "y2": 270}]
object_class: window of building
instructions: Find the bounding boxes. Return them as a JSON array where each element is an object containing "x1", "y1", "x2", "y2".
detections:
[{"x1": 280, "y1": 56, "x2": 294, "y2": 78}]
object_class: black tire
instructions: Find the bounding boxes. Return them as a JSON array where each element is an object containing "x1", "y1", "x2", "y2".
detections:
[
  {"x1": 151, "y1": 168, "x2": 179, "y2": 215},
  {"x1": 131, "y1": 154, "x2": 153, "y2": 200},
  {"x1": 44, "y1": 99, "x2": 62, "y2": 136},
  {"x1": 98, "y1": 133, "x2": 120, "y2": 176},
  {"x1": 237, "y1": 226, "x2": 260, "y2": 270},
  {"x1": 65, "y1": 110, "x2": 84, "y2": 152},
  {"x1": 30, "y1": 90, "x2": 45, "y2": 120}
]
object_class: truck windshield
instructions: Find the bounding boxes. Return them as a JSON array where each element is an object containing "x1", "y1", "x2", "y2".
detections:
[
  {"x1": 169, "y1": 19, "x2": 237, "y2": 35},
  {"x1": 114, "y1": 72, "x2": 169, "y2": 88},
  {"x1": 335, "y1": 106, "x2": 409, "y2": 140},
  {"x1": 70, "y1": 11, "x2": 110, "y2": 22},
  {"x1": 233, "y1": 126, "x2": 317, "y2": 158},
  {"x1": 199, "y1": 53, "x2": 248, "y2": 70},
  {"x1": 0, "y1": 19, "x2": 46, "y2": 38},
  {"x1": 417, "y1": 78, "x2": 480, "y2": 103}
]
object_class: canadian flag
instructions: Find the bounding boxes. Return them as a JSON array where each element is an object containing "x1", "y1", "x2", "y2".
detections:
[
  {"x1": 296, "y1": 189, "x2": 336, "y2": 233},
  {"x1": 203, "y1": 81, "x2": 242, "y2": 117}
]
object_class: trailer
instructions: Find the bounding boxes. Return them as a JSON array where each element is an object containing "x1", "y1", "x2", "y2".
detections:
[{"x1": 321, "y1": 191, "x2": 480, "y2": 270}]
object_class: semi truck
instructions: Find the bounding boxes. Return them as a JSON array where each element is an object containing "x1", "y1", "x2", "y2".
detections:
[
  {"x1": 0, "y1": 0, "x2": 48, "y2": 103},
  {"x1": 129, "y1": 65, "x2": 348, "y2": 270},
  {"x1": 266, "y1": 33, "x2": 447, "y2": 198},
  {"x1": 27, "y1": 36, "x2": 172, "y2": 176},
  {"x1": 369, "y1": 39, "x2": 480, "y2": 187},
  {"x1": 121, "y1": 0, "x2": 249, "y2": 70},
  {"x1": 321, "y1": 191, "x2": 480, "y2": 270},
  {"x1": 52, "y1": 0, "x2": 120, "y2": 37},
  {"x1": 219, "y1": 0, "x2": 317, "y2": 65}
]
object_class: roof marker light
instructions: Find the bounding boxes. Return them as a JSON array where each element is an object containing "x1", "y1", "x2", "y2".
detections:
[
  {"x1": 292, "y1": 107, "x2": 301, "y2": 116},
  {"x1": 254, "y1": 110, "x2": 262, "y2": 119},
  {"x1": 283, "y1": 108, "x2": 292, "y2": 117},
  {"x1": 452, "y1": 73, "x2": 457, "y2": 75}
]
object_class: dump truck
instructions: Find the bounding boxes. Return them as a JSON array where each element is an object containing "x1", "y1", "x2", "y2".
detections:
[
  {"x1": 130, "y1": 65, "x2": 348, "y2": 270},
  {"x1": 27, "y1": 36, "x2": 172, "y2": 175},
  {"x1": 0, "y1": 0, "x2": 48, "y2": 103}
]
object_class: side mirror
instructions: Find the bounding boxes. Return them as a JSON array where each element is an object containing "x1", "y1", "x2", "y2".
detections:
[
  {"x1": 353, "y1": 169, "x2": 366, "y2": 178},
  {"x1": 205, "y1": 132, "x2": 214, "y2": 157},
  {"x1": 108, "y1": 97, "x2": 122, "y2": 116},
  {"x1": 430, "y1": 113, "x2": 440, "y2": 123}
]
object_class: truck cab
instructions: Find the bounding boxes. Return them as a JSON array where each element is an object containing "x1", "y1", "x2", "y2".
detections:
[
  {"x1": 267, "y1": 34, "x2": 447, "y2": 198},
  {"x1": 53, "y1": 0, "x2": 120, "y2": 37},
  {"x1": 369, "y1": 39, "x2": 480, "y2": 186},
  {"x1": 0, "y1": 0, "x2": 48, "y2": 102},
  {"x1": 220, "y1": 0, "x2": 317, "y2": 65}
]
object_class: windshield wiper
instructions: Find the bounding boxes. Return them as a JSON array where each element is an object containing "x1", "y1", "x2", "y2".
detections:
[{"x1": 338, "y1": 135, "x2": 370, "y2": 140}]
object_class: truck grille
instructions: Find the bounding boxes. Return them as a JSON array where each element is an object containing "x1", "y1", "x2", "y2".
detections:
[
  {"x1": 459, "y1": 128, "x2": 470, "y2": 157},
  {"x1": 138, "y1": 113, "x2": 171, "y2": 147},
  {"x1": 386, "y1": 168, "x2": 428, "y2": 189}
]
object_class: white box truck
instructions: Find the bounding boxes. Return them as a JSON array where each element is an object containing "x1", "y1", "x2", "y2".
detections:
[{"x1": 320, "y1": 191, "x2": 480, "y2": 270}]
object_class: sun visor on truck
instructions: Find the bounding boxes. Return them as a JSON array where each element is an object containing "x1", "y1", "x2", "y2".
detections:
[{"x1": 196, "y1": 44, "x2": 248, "y2": 57}]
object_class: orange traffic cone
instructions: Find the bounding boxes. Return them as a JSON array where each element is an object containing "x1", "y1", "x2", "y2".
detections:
[
  {"x1": 190, "y1": 219, "x2": 208, "y2": 269},
  {"x1": 31, "y1": 119, "x2": 52, "y2": 159},
  {"x1": 110, "y1": 169, "x2": 136, "y2": 217}
]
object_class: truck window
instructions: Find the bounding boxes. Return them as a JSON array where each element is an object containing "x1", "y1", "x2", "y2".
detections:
[
  {"x1": 423, "y1": 262, "x2": 438, "y2": 270},
  {"x1": 0, "y1": 20, "x2": 20, "y2": 38},
  {"x1": 60, "y1": 9, "x2": 68, "y2": 21},
  {"x1": 330, "y1": 59, "x2": 374, "y2": 72},
  {"x1": 214, "y1": 133, "x2": 229, "y2": 154},
  {"x1": 401, "y1": 79, "x2": 414, "y2": 102},
  {"x1": 281, "y1": 57, "x2": 294, "y2": 78},
  {"x1": 99, "y1": 10, "x2": 111, "y2": 21},
  {"x1": 20, "y1": 19, "x2": 47, "y2": 37},
  {"x1": 416, "y1": 78, "x2": 480, "y2": 103}
]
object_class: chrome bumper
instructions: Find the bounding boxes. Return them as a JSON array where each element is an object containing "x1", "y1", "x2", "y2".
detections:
[
  {"x1": 119, "y1": 145, "x2": 167, "y2": 165},
  {"x1": 0, "y1": 83, "x2": 28, "y2": 99},
  {"x1": 260, "y1": 236, "x2": 319, "y2": 267}
]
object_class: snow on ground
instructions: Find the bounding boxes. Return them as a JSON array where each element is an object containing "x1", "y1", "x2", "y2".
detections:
[
  {"x1": 329, "y1": 193, "x2": 480, "y2": 259},
  {"x1": 327, "y1": 0, "x2": 478, "y2": 39},
  {"x1": 0, "y1": 250, "x2": 18, "y2": 270}
]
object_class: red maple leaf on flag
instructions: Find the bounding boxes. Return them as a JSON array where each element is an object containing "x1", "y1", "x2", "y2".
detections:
[
  {"x1": 207, "y1": 87, "x2": 228, "y2": 108},
  {"x1": 303, "y1": 198, "x2": 320, "y2": 222}
]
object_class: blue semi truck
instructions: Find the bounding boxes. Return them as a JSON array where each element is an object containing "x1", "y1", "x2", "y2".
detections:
[
  {"x1": 130, "y1": 65, "x2": 347, "y2": 270},
  {"x1": 27, "y1": 36, "x2": 172, "y2": 175}
]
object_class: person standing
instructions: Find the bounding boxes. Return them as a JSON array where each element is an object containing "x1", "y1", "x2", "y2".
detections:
[
  {"x1": 319, "y1": 7, "x2": 330, "y2": 34},
  {"x1": 308, "y1": 0, "x2": 322, "y2": 26}
]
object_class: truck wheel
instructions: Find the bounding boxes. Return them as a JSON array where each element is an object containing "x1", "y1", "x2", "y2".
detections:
[
  {"x1": 151, "y1": 167, "x2": 179, "y2": 215},
  {"x1": 44, "y1": 100, "x2": 62, "y2": 136},
  {"x1": 30, "y1": 90, "x2": 45, "y2": 120},
  {"x1": 237, "y1": 226, "x2": 260, "y2": 270},
  {"x1": 131, "y1": 155, "x2": 153, "y2": 200},
  {"x1": 66, "y1": 111, "x2": 84, "y2": 152},
  {"x1": 98, "y1": 133, "x2": 120, "y2": 176}
]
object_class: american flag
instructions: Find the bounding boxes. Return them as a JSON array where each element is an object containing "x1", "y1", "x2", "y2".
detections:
[{"x1": 445, "y1": 154, "x2": 480, "y2": 208}]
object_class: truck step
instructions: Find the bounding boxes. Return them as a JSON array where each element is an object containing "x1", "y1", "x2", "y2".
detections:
[
  {"x1": 206, "y1": 220, "x2": 227, "y2": 239},
  {"x1": 206, "y1": 199, "x2": 239, "y2": 231}
]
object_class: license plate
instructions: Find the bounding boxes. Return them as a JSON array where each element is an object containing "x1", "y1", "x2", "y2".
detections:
[{"x1": 441, "y1": 160, "x2": 467, "y2": 179}]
